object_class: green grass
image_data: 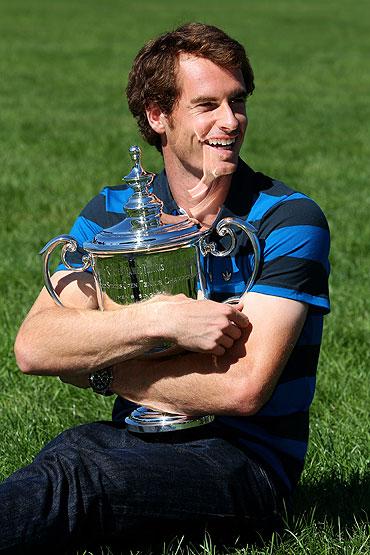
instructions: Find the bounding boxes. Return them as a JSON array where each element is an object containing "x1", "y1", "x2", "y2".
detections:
[{"x1": 0, "y1": 0, "x2": 369, "y2": 553}]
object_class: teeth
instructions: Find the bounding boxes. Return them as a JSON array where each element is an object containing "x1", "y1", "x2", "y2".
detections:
[{"x1": 206, "y1": 138, "x2": 236, "y2": 146}]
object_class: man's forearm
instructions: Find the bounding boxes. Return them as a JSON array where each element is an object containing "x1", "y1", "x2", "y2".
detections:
[
  {"x1": 110, "y1": 293, "x2": 309, "y2": 417},
  {"x1": 15, "y1": 270, "x2": 249, "y2": 377},
  {"x1": 15, "y1": 302, "x2": 163, "y2": 376},
  {"x1": 110, "y1": 330, "x2": 270, "y2": 417}
]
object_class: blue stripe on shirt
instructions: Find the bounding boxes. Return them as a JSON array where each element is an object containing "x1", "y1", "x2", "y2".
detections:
[
  {"x1": 56, "y1": 216, "x2": 103, "y2": 272},
  {"x1": 264, "y1": 225, "x2": 330, "y2": 269},
  {"x1": 70, "y1": 215, "x2": 103, "y2": 243},
  {"x1": 220, "y1": 419, "x2": 308, "y2": 460},
  {"x1": 248, "y1": 191, "x2": 307, "y2": 222},
  {"x1": 101, "y1": 186, "x2": 133, "y2": 213},
  {"x1": 250, "y1": 284, "x2": 330, "y2": 312},
  {"x1": 258, "y1": 377, "x2": 316, "y2": 416}
]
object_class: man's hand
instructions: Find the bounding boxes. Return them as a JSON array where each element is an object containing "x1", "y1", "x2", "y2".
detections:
[{"x1": 146, "y1": 294, "x2": 250, "y2": 356}]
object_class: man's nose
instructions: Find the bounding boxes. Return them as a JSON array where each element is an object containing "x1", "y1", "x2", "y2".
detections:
[{"x1": 217, "y1": 102, "x2": 239, "y2": 132}]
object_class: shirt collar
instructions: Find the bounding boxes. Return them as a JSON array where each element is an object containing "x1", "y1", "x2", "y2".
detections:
[
  {"x1": 152, "y1": 158, "x2": 258, "y2": 220},
  {"x1": 152, "y1": 170, "x2": 179, "y2": 215}
]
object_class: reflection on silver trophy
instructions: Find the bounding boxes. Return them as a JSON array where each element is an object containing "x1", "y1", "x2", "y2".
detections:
[{"x1": 41, "y1": 146, "x2": 261, "y2": 433}]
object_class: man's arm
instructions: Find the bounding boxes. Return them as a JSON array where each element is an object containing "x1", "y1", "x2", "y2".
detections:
[
  {"x1": 109, "y1": 292, "x2": 308, "y2": 416},
  {"x1": 14, "y1": 270, "x2": 249, "y2": 376}
]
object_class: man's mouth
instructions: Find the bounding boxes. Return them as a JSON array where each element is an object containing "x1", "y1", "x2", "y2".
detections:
[{"x1": 203, "y1": 138, "x2": 236, "y2": 150}]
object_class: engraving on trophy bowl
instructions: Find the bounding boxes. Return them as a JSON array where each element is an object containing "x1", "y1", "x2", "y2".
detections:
[{"x1": 95, "y1": 247, "x2": 199, "y2": 307}]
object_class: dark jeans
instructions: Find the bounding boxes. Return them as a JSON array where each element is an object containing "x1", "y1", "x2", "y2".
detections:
[{"x1": 0, "y1": 421, "x2": 287, "y2": 553}]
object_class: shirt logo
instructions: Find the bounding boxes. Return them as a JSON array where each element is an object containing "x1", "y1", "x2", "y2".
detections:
[{"x1": 222, "y1": 270, "x2": 232, "y2": 282}]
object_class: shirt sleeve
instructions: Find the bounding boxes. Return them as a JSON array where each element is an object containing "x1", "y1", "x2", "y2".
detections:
[
  {"x1": 55, "y1": 195, "x2": 104, "y2": 272},
  {"x1": 249, "y1": 195, "x2": 330, "y2": 313},
  {"x1": 54, "y1": 185, "x2": 134, "y2": 272}
]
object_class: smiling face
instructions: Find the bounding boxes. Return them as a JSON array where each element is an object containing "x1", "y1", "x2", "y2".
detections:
[{"x1": 147, "y1": 54, "x2": 248, "y2": 183}]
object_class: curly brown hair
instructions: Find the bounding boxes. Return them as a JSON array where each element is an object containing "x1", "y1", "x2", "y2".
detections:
[{"x1": 126, "y1": 22, "x2": 255, "y2": 152}]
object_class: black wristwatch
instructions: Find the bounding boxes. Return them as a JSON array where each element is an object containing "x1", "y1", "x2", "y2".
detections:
[{"x1": 88, "y1": 367, "x2": 114, "y2": 396}]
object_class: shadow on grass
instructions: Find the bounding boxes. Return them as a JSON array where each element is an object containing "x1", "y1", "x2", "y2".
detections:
[
  {"x1": 292, "y1": 470, "x2": 370, "y2": 529},
  {"x1": 73, "y1": 517, "x2": 276, "y2": 555}
]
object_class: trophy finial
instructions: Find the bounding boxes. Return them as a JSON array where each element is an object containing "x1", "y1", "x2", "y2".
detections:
[
  {"x1": 122, "y1": 145, "x2": 161, "y2": 230},
  {"x1": 129, "y1": 145, "x2": 141, "y2": 164},
  {"x1": 124, "y1": 145, "x2": 151, "y2": 186}
]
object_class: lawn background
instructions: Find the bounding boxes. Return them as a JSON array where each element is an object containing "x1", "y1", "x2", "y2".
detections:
[{"x1": 0, "y1": 0, "x2": 369, "y2": 553}]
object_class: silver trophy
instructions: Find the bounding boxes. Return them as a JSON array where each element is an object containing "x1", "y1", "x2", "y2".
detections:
[{"x1": 41, "y1": 146, "x2": 261, "y2": 433}]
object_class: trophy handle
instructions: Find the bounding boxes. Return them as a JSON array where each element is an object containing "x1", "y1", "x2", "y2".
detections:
[
  {"x1": 199, "y1": 217, "x2": 261, "y2": 296},
  {"x1": 39, "y1": 235, "x2": 91, "y2": 307}
]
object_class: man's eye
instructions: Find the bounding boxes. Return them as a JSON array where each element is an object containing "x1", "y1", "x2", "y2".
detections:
[{"x1": 198, "y1": 102, "x2": 216, "y2": 109}]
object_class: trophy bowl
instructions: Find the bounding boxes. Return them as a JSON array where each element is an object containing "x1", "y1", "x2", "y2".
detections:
[{"x1": 40, "y1": 146, "x2": 261, "y2": 433}]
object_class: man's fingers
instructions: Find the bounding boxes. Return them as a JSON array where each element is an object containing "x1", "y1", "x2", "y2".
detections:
[
  {"x1": 218, "y1": 335, "x2": 234, "y2": 349},
  {"x1": 211, "y1": 345, "x2": 226, "y2": 356},
  {"x1": 228, "y1": 309, "x2": 250, "y2": 328},
  {"x1": 225, "y1": 324, "x2": 242, "y2": 340},
  {"x1": 224, "y1": 300, "x2": 244, "y2": 310}
]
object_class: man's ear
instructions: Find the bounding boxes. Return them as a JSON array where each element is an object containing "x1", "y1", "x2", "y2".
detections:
[{"x1": 146, "y1": 104, "x2": 166, "y2": 134}]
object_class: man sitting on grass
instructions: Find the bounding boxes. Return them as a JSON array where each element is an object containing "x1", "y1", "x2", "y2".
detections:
[{"x1": 1, "y1": 22, "x2": 330, "y2": 553}]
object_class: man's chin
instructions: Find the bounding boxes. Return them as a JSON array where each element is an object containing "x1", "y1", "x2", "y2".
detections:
[{"x1": 213, "y1": 159, "x2": 239, "y2": 178}]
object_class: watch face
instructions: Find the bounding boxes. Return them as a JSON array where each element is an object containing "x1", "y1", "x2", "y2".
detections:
[{"x1": 89, "y1": 368, "x2": 113, "y2": 396}]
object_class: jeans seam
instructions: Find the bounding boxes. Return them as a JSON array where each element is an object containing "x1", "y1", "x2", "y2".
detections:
[
  {"x1": 110, "y1": 504, "x2": 250, "y2": 520},
  {"x1": 258, "y1": 465, "x2": 279, "y2": 515}
]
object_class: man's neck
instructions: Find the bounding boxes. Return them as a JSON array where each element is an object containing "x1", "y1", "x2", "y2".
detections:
[{"x1": 163, "y1": 156, "x2": 233, "y2": 227}]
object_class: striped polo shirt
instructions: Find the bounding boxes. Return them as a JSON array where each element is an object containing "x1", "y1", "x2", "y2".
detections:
[{"x1": 58, "y1": 159, "x2": 330, "y2": 493}]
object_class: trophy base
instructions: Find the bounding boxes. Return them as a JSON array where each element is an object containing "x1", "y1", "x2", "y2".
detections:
[{"x1": 125, "y1": 406, "x2": 214, "y2": 433}]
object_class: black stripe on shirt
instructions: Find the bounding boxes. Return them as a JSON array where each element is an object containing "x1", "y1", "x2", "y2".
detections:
[
  {"x1": 279, "y1": 344, "x2": 320, "y2": 384},
  {"x1": 220, "y1": 167, "x2": 296, "y2": 222},
  {"x1": 258, "y1": 198, "x2": 329, "y2": 237},
  {"x1": 80, "y1": 194, "x2": 125, "y2": 228},
  {"x1": 247, "y1": 411, "x2": 309, "y2": 442},
  {"x1": 278, "y1": 452, "x2": 305, "y2": 490},
  {"x1": 257, "y1": 256, "x2": 329, "y2": 297},
  {"x1": 255, "y1": 175, "x2": 295, "y2": 197},
  {"x1": 241, "y1": 433, "x2": 305, "y2": 491}
]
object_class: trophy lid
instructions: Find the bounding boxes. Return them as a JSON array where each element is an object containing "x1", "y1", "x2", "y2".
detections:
[{"x1": 83, "y1": 146, "x2": 206, "y2": 254}]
